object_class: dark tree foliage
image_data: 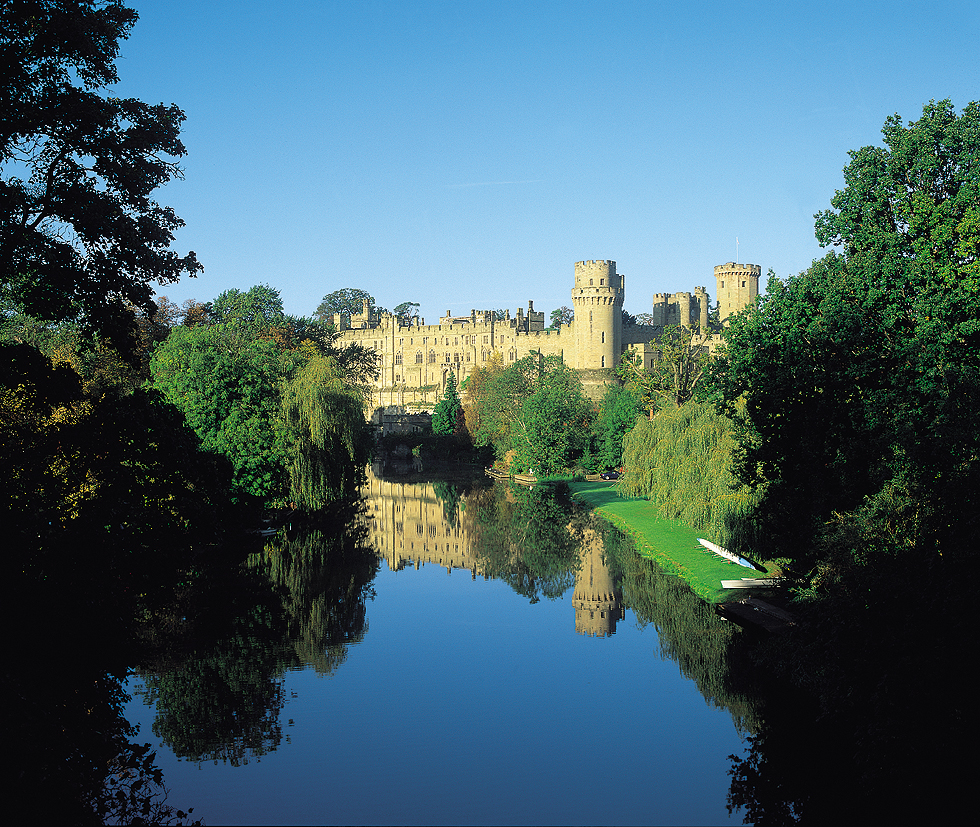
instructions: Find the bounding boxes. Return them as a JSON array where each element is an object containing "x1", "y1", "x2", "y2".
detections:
[
  {"x1": 719, "y1": 99, "x2": 980, "y2": 568},
  {"x1": 315, "y1": 287, "x2": 375, "y2": 321},
  {"x1": 2, "y1": 342, "x2": 239, "y2": 823},
  {"x1": 392, "y1": 300, "x2": 420, "y2": 325},
  {"x1": 431, "y1": 369, "x2": 464, "y2": 435},
  {"x1": 549, "y1": 305, "x2": 573, "y2": 327},
  {"x1": 590, "y1": 382, "x2": 640, "y2": 471},
  {"x1": 715, "y1": 100, "x2": 979, "y2": 825},
  {"x1": 0, "y1": 0, "x2": 201, "y2": 355}
]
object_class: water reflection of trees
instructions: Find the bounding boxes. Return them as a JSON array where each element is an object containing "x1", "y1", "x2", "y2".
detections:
[
  {"x1": 249, "y1": 507, "x2": 377, "y2": 677},
  {"x1": 465, "y1": 483, "x2": 583, "y2": 603},
  {"x1": 135, "y1": 505, "x2": 377, "y2": 766}
]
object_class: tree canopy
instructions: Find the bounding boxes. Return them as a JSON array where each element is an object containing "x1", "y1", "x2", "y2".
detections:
[
  {"x1": 465, "y1": 353, "x2": 594, "y2": 473},
  {"x1": 0, "y1": 0, "x2": 201, "y2": 352},
  {"x1": 717, "y1": 99, "x2": 980, "y2": 570},
  {"x1": 315, "y1": 287, "x2": 375, "y2": 321},
  {"x1": 392, "y1": 301, "x2": 420, "y2": 326},
  {"x1": 149, "y1": 285, "x2": 377, "y2": 505},
  {"x1": 618, "y1": 324, "x2": 710, "y2": 414},
  {"x1": 549, "y1": 306, "x2": 573, "y2": 327}
]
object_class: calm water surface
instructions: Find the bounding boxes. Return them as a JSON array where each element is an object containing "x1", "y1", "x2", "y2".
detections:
[{"x1": 125, "y1": 472, "x2": 748, "y2": 825}]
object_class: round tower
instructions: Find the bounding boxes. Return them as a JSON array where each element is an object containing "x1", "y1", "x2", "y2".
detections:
[
  {"x1": 573, "y1": 528, "x2": 623, "y2": 637},
  {"x1": 694, "y1": 286, "x2": 709, "y2": 333},
  {"x1": 714, "y1": 262, "x2": 761, "y2": 323},
  {"x1": 571, "y1": 260, "x2": 623, "y2": 371}
]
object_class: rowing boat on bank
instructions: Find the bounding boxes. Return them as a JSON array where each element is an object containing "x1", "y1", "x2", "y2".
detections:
[{"x1": 697, "y1": 538, "x2": 760, "y2": 570}]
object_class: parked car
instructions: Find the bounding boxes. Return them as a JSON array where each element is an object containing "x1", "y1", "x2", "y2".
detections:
[{"x1": 600, "y1": 469, "x2": 620, "y2": 480}]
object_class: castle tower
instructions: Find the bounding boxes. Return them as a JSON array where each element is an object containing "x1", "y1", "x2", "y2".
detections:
[
  {"x1": 573, "y1": 528, "x2": 624, "y2": 637},
  {"x1": 715, "y1": 262, "x2": 761, "y2": 323},
  {"x1": 694, "y1": 286, "x2": 709, "y2": 333},
  {"x1": 572, "y1": 260, "x2": 623, "y2": 371}
]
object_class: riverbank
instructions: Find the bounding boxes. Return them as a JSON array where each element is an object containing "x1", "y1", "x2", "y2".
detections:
[{"x1": 567, "y1": 480, "x2": 768, "y2": 604}]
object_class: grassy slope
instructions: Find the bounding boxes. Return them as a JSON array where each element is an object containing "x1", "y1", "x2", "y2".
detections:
[{"x1": 567, "y1": 480, "x2": 759, "y2": 604}]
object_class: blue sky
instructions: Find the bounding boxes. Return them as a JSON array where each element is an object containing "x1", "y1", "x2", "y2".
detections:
[{"x1": 113, "y1": 0, "x2": 979, "y2": 321}]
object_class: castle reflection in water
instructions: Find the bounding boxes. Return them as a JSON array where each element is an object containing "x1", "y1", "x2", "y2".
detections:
[{"x1": 363, "y1": 466, "x2": 625, "y2": 637}]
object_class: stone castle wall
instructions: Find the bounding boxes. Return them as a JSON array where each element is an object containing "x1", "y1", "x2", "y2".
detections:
[{"x1": 335, "y1": 259, "x2": 760, "y2": 408}]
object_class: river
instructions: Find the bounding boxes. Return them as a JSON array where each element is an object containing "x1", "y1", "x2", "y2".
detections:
[{"x1": 124, "y1": 469, "x2": 754, "y2": 825}]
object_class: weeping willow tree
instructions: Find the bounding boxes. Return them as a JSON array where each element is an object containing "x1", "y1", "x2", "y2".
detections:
[
  {"x1": 618, "y1": 400, "x2": 763, "y2": 549},
  {"x1": 280, "y1": 350, "x2": 371, "y2": 510}
]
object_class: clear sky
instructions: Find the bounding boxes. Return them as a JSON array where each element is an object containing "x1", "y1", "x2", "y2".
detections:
[{"x1": 113, "y1": 0, "x2": 979, "y2": 321}]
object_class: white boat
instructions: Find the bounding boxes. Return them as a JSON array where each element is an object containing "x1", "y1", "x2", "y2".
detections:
[
  {"x1": 721, "y1": 578, "x2": 783, "y2": 589},
  {"x1": 697, "y1": 538, "x2": 759, "y2": 570}
]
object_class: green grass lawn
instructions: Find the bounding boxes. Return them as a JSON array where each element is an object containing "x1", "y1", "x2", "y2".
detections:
[{"x1": 568, "y1": 480, "x2": 763, "y2": 604}]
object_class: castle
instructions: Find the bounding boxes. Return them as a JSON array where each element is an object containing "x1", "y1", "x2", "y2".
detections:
[{"x1": 334, "y1": 259, "x2": 760, "y2": 408}]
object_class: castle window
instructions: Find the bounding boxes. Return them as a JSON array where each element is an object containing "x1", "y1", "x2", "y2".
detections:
[
  {"x1": 601, "y1": 356, "x2": 605, "y2": 367},
  {"x1": 445, "y1": 352, "x2": 450, "y2": 362},
  {"x1": 428, "y1": 350, "x2": 436, "y2": 363},
  {"x1": 395, "y1": 352, "x2": 402, "y2": 365},
  {"x1": 721, "y1": 281, "x2": 725, "y2": 288},
  {"x1": 483, "y1": 335, "x2": 488, "y2": 344},
  {"x1": 590, "y1": 279, "x2": 593, "y2": 286},
  {"x1": 742, "y1": 281, "x2": 746, "y2": 287},
  {"x1": 466, "y1": 352, "x2": 470, "y2": 361},
  {"x1": 600, "y1": 279, "x2": 604, "y2": 285},
  {"x1": 415, "y1": 351, "x2": 423, "y2": 364},
  {"x1": 601, "y1": 331, "x2": 605, "y2": 343}
]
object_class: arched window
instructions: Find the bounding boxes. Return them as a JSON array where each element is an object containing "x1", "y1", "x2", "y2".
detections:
[
  {"x1": 395, "y1": 352, "x2": 402, "y2": 365},
  {"x1": 415, "y1": 351, "x2": 423, "y2": 364},
  {"x1": 428, "y1": 350, "x2": 436, "y2": 363}
]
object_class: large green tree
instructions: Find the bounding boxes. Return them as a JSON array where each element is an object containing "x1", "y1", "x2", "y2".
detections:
[
  {"x1": 0, "y1": 0, "x2": 201, "y2": 352},
  {"x1": 718, "y1": 99, "x2": 980, "y2": 569},
  {"x1": 466, "y1": 352, "x2": 593, "y2": 473},
  {"x1": 150, "y1": 285, "x2": 378, "y2": 505},
  {"x1": 714, "y1": 100, "x2": 980, "y2": 827}
]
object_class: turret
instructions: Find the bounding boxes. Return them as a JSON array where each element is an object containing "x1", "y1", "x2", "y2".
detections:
[
  {"x1": 715, "y1": 262, "x2": 761, "y2": 323},
  {"x1": 571, "y1": 260, "x2": 623, "y2": 370}
]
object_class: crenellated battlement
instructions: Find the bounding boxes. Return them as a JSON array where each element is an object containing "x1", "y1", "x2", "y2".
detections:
[
  {"x1": 574, "y1": 259, "x2": 622, "y2": 290},
  {"x1": 715, "y1": 262, "x2": 762, "y2": 275}
]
